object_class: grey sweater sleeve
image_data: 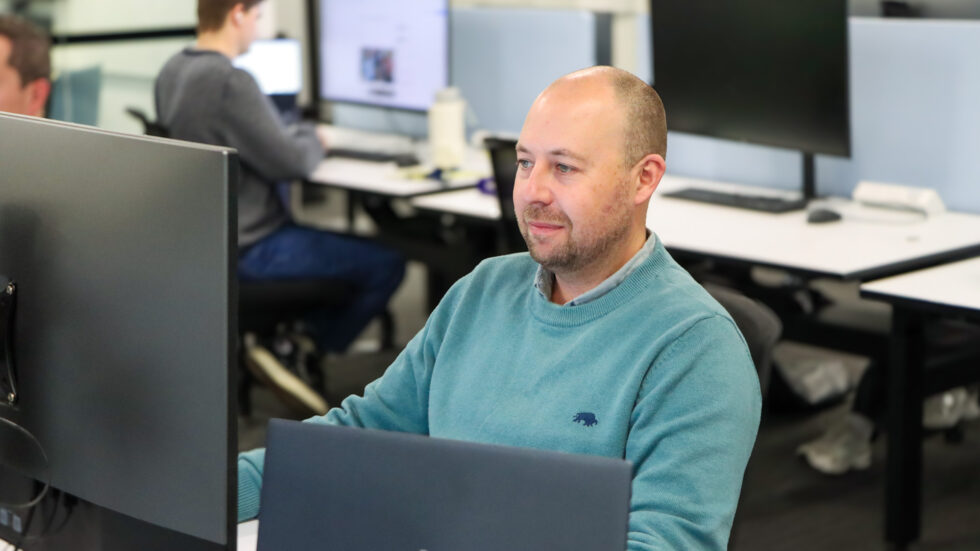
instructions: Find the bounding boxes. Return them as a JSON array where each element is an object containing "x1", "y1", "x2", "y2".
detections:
[{"x1": 218, "y1": 69, "x2": 324, "y2": 180}]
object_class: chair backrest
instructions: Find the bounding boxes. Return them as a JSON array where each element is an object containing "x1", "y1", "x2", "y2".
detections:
[
  {"x1": 48, "y1": 66, "x2": 102, "y2": 126},
  {"x1": 484, "y1": 137, "x2": 525, "y2": 253},
  {"x1": 124, "y1": 107, "x2": 170, "y2": 138},
  {"x1": 703, "y1": 283, "x2": 781, "y2": 396}
]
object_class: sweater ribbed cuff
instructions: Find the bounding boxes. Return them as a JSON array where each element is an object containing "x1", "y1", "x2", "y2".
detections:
[{"x1": 237, "y1": 457, "x2": 262, "y2": 523}]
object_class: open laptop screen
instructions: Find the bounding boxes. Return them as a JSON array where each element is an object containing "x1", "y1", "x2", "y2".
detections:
[{"x1": 234, "y1": 38, "x2": 303, "y2": 96}]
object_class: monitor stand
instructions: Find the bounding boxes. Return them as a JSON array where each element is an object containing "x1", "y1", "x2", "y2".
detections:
[{"x1": 802, "y1": 151, "x2": 816, "y2": 202}]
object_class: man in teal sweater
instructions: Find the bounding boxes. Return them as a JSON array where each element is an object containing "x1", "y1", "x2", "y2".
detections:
[{"x1": 239, "y1": 66, "x2": 761, "y2": 550}]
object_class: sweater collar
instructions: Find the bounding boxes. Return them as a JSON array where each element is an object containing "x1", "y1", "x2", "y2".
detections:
[
  {"x1": 533, "y1": 230, "x2": 656, "y2": 306},
  {"x1": 528, "y1": 232, "x2": 673, "y2": 327}
]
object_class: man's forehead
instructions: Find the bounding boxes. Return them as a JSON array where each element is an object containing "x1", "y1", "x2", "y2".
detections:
[{"x1": 519, "y1": 88, "x2": 622, "y2": 151}]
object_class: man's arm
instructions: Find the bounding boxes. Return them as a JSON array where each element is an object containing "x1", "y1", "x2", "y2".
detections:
[
  {"x1": 625, "y1": 315, "x2": 761, "y2": 550},
  {"x1": 219, "y1": 69, "x2": 324, "y2": 180},
  {"x1": 236, "y1": 286, "x2": 461, "y2": 522}
]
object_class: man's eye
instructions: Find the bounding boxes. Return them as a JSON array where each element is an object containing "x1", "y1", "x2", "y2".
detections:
[
  {"x1": 556, "y1": 163, "x2": 573, "y2": 174},
  {"x1": 517, "y1": 159, "x2": 532, "y2": 169}
]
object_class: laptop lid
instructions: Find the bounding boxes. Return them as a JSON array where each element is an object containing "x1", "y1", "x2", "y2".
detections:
[{"x1": 256, "y1": 419, "x2": 632, "y2": 551}]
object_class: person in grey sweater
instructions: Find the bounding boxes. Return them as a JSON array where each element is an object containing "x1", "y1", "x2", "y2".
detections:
[{"x1": 155, "y1": 0, "x2": 405, "y2": 401}]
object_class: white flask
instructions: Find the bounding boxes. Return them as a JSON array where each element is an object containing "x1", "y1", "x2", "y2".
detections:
[{"x1": 428, "y1": 87, "x2": 466, "y2": 170}]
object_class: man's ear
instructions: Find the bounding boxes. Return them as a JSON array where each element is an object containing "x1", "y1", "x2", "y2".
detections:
[
  {"x1": 632, "y1": 153, "x2": 666, "y2": 206},
  {"x1": 27, "y1": 78, "x2": 51, "y2": 118},
  {"x1": 229, "y1": 3, "x2": 246, "y2": 26}
]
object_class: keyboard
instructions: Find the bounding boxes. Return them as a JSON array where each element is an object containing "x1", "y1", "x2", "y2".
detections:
[
  {"x1": 326, "y1": 148, "x2": 420, "y2": 167},
  {"x1": 663, "y1": 187, "x2": 807, "y2": 213}
]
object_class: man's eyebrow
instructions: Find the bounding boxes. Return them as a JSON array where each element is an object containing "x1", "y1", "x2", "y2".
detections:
[
  {"x1": 548, "y1": 148, "x2": 587, "y2": 163},
  {"x1": 515, "y1": 144, "x2": 587, "y2": 163}
]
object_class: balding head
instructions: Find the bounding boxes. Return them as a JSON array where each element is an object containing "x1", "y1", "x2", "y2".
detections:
[{"x1": 542, "y1": 66, "x2": 667, "y2": 168}]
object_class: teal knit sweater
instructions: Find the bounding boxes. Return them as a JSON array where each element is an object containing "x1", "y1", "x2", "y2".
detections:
[{"x1": 239, "y1": 237, "x2": 761, "y2": 550}]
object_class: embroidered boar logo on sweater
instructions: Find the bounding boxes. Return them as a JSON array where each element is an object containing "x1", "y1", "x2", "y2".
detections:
[{"x1": 573, "y1": 412, "x2": 598, "y2": 427}]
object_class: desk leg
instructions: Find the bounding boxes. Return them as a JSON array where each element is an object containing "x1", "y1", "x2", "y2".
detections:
[{"x1": 885, "y1": 308, "x2": 925, "y2": 549}]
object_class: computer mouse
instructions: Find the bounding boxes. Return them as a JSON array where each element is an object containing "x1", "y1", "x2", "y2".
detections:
[{"x1": 806, "y1": 208, "x2": 843, "y2": 224}]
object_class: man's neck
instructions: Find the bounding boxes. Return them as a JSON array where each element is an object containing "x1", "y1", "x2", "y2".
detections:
[
  {"x1": 549, "y1": 228, "x2": 648, "y2": 305},
  {"x1": 195, "y1": 32, "x2": 239, "y2": 59}
]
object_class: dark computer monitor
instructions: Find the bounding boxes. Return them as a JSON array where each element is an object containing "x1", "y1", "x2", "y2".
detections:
[
  {"x1": 0, "y1": 114, "x2": 237, "y2": 550},
  {"x1": 309, "y1": 0, "x2": 450, "y2": 112},
  {"x1": 651, "y1": 0, "x2": 850, "y2": 199}
]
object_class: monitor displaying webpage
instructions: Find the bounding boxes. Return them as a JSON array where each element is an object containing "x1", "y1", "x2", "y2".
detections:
[
  {"x1": 318, "y1": 0, "x2": 449, "y2": 111},
  {"x1": 234, "y1": 38, "x2": 303, "y2": 96}
]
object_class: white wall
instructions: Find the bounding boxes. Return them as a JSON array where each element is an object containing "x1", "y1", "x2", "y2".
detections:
[{"x1": 49, "y1": 0, "x2": 196, "y2": 33}]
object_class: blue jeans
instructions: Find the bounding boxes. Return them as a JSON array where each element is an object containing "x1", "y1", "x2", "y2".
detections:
[{"x1": 238, "y1": 224, "x2": 405, "y2": 353}]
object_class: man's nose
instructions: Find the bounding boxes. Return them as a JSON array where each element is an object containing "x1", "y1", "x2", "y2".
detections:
[{"x1": 517, "y1": 164, "x2": 553, "y2": 205}]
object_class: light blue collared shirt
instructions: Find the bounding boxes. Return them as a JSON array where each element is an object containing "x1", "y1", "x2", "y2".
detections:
[{"x1": 534, "y1": 231, "x2": 657, "y2": 306}]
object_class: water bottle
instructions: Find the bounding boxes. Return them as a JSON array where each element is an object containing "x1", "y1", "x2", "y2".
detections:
[{"x1": 428, "y1": 87, "x2": 466, "y2": 170}]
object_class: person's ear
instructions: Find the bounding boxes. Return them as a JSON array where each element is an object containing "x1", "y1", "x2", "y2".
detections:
[
  {"x1": 632, "y1": 153, "x2": 665, "y2": 206},
  {"x1": 27, "y1": 78, "x2": 51, "y2": 118},
  {"x1": 229, "y1": 3, "x2": 245, "y2": 26}
]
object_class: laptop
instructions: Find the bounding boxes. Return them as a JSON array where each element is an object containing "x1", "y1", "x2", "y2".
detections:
[
  {"x1": 256, "y1": 419, "x2": 632, "y2": 551},
  {"x1": 233, "y1": 38, "x2": 303, "y2": 122}
]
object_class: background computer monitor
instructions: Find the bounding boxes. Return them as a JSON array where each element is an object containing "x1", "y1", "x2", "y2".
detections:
[
  {"x1": 311, "y1": 0, "x2": 449, "y2": 112},
  {"x1": 0, "y1": 114, "x2": 237, "y2": 550},
  {"x1": 651, "y1": 0, "x2": 850, "y2": 196},
  {"x1": 233, "y1": 37, "x2": 304, "y2": 96}
]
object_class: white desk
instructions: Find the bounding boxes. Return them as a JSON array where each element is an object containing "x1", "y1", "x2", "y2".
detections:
[
  {"x1": 238, "y1": 520, "x2": 259, "y2": 551},
  {"x1": 411, "y1": 187, "x2": 500, "y2": 220},
  {"x1": 860, "y1": 257, "x2": 980, "y2": 548},
  {"x1": 411, "y1": 174, "x2": 980, "y2": 280},
  {"x1": 310, "y1": 125, "x2": 491, "y2": 198},
  {"x1": 649, "y1": 176, "x2": 980, "y2": 279},
  {"x1": 861, "y1": 257, "x2": 980, "y2": 314}
]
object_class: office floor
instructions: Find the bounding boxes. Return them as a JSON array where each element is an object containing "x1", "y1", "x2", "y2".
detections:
[{"x1": 241, "y1": 191, "x2": 980, "y2": 550}]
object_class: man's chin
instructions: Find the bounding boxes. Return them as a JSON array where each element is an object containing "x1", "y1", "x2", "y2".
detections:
[{"x1": 528, "y1": 246, "x2": 578, "y2": 273}]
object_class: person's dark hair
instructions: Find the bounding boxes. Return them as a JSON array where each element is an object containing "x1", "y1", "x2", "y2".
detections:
[
  {"x1": 606, "y1": 67, "x2": 668, "y2": 166},
  {"x1": 0, "y1": 14, "x2": 51, "y2": 85},
  {"x1": 197, "y1": 0, "x2": 264, "y2": 32}
]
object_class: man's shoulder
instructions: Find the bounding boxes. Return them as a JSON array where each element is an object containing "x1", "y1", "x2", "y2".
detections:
[
  {"x1": 436, "y1": 253, "x2": 535, "y2": 304},
  {"x1": 158, "y1": 49, "x2": 238, "y2": 86},
  {"x1": 635, "y1": 256, "x2": 736, "y2": 329}
]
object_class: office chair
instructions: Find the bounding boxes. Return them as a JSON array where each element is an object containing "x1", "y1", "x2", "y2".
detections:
[
  {"x1": 703, "y1": 282, "x2": 782, "y2": 396},
  {"x1": 484, "y1": 137, "x2": 526, "y2": 254},
  {"x1": 238, "y1": 278, "x2": 355, "y2": 416},
  {"x1": 124, "y1": 107, "x2": 169, "y2": 138}
]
